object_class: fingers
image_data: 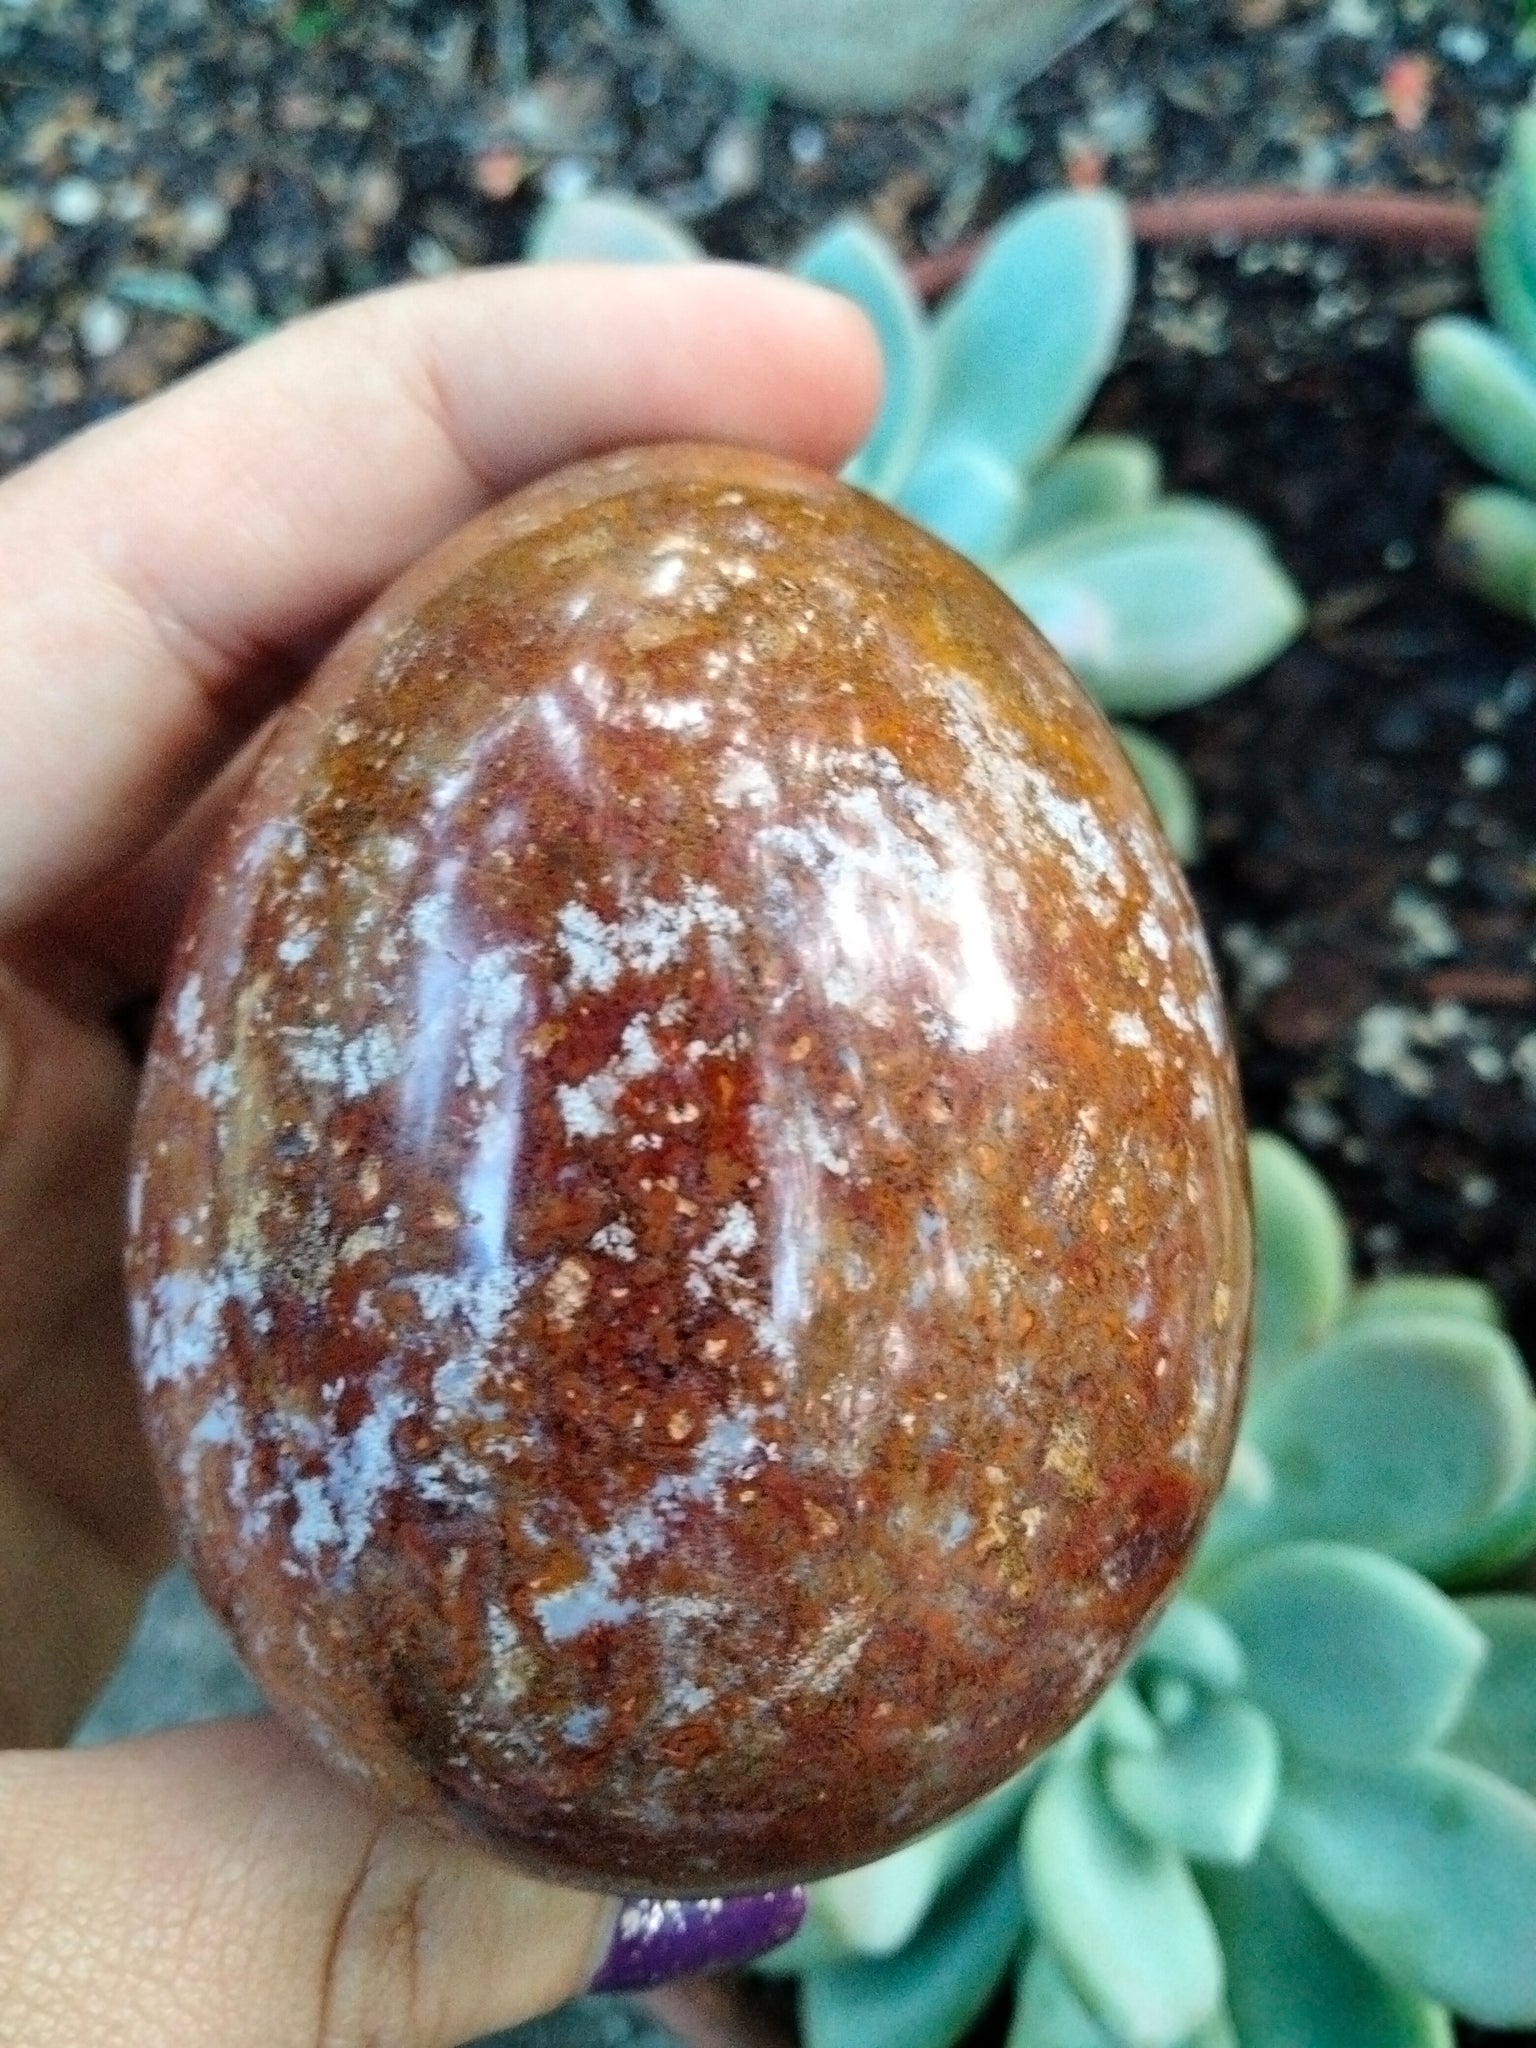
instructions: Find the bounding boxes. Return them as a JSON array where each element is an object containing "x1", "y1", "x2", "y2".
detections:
[
  {"x1": 0, "y1": 1718, "x2": 609, "y2": 2048},
  {"x1": 0, "y1": 263, "x2": 881, "y2": 937}
]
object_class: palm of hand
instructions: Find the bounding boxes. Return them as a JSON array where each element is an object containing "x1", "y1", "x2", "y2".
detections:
[{"x1": 0, "y1": 957, "x2": 170, "y2": 1747}]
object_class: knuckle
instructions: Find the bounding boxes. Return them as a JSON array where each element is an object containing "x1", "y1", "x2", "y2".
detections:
[{"x1": 314, "y1": 1824, "x2": 442, "y2": 2048}]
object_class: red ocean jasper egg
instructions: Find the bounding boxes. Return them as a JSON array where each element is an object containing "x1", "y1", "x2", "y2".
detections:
[{"x1": 126, "y1": 443, "x2": 1250, "y2": 1894}]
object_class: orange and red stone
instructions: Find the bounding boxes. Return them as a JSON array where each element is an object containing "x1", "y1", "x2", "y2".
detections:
[{"x1": 126, "y1": 444, "x2": 1250, "y2": 1895}]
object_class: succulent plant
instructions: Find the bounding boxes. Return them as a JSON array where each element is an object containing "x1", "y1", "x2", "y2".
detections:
[
  {"x1": 1415, "y1": 104, "x2": 1536, "y2": 621},
  {"x1": 756, "y1": 1131, "x2": 1536, "y2": 2048},
  {"x1": 529, "y1": 186, "x2": 1305, "y2": 863},
  {"x1": 650, "y1": 0, "x2": 1127, "y2": 113}
]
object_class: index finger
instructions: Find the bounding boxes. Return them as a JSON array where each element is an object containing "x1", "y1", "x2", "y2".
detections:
[{"x1": 0, "y1": 262, "x2": 880, "y2": 935}]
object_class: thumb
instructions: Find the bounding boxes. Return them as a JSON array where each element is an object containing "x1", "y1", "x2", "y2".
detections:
[{"x1": 0, "y1": 1715, "x2": 607, "y2": 2048}]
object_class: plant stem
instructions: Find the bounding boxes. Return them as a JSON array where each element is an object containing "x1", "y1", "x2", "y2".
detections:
[{"x1": 906, "y1": 187, "x2": 1481, "y2": 298}]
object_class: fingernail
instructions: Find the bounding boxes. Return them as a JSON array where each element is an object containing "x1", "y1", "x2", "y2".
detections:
[{"x1": 588, "y1": 1887, "x2": 806, "y2": 1993}]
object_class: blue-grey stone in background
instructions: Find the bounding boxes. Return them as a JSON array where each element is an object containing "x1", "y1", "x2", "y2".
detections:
[{"x1": 73, "y1": 1570, "x2": 681, "y2": 2048}]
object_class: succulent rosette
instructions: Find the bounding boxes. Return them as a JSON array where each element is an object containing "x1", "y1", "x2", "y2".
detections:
[
  {"x1": 755, "y1": 1134, "x2": 1536, "y2": 2048},
  {"x1": 528, "y1": 184, "x2": 1305, "y2": 867}
]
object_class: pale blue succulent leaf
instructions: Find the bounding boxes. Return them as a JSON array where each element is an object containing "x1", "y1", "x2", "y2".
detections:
[
  {"x1": 1248, "y1": 1131, "x2": 1352, "y2": 1381},
  {"x1": 811, "y1": 1764, "x2": 1037, "y2": 1957},
  {"x1": 1434, "y1": 1423, "x2": 1536, "y2": 1586},
  {"x1": 1203, "y1": 1851, "x2": 1455, "y2": 2048},
  {"x1": 1342, "y1": 1274, "x2": 1503, "y2": 1330},
  {"x1": 1009, "y1": 434, "x2": 1163, "y2": 551},
  {"x1": 1091, "y1": 1678, "x2": 1164, "y2": 1756},
  {"x1": 1218, "y1": 1312, "x2": 1536, "y2": 1576},
  {"x1": 998, "y1": 502, "x2": 1304, "y2": 715},
  {"x1": 795, "y1": 214, "x2": 935, "y2": 496},
  {"x1": 919, "y1": 190, "x2": 1133, "y2": 477},
  {"x1": 1022, "y1": 1751, "x2": 1224, "y2": 2046},
  {"x1": 1479, "y1": 113, "x2": 1536, "y2": 362},
  {"x1": 1451, "y1": 1595, "x2": 1536, "y2": 1795},
  {"x1": 1008, "y1": 1946, "x2": 1123, "y2": 2047},
  {"x1": 1442, "y1": 485, "x2": 1536, "y2": 620},
  {"x1": 799, "y1": 1834, "x2": 1026, "y2": 2048},
  {"x1": 921, "y1": 187, "x2": 1138, "y2": 475},
  {"x1": 1148, "y1": 1671, "x2": 1201, "y2": 1732},
  {"x1": 524, "y1": 191, "x2": 703, "y2": 264},
  {"x1": 1272, "y1": 1753, "x2": 1536, "y2": 2027},
  {"x1": 896, "y1": 440, "x2": 1028, "y2": 562},
  {"x1": 1478, "y1": 179, "x2": 1536, "y2": 364},
  {"x1": 1498, "y1": 105, "x2": 1536, "y2": 281},
  {"x1": 1140, "y1": 1598, "x2": 1247, "y2": 1694},
  {"x1": 1413, "y1": 315, "x2": 1536, "y2": 498},
  {"x1": 1104, "y1": 1696, "x2": 1281, "y2": 1866},
  {"x1": 1207, "y1": 1540, "x2": 1488, "y2": 1765},
  {"x1": 1113, "y1": 725, "x2": 1202, "y2": 865},
  {"x1": 756, "y1": 1908, "x2": 859, "y2": 1976},
  {"x1": 815, "y1": 1834, "x2": 955, "y2": 1960},
  {"x1": 1184, "y1": 2012, "x2": 1241, "y2": 2048}
]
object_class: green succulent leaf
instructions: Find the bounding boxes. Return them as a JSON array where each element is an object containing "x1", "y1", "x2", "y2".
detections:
[
  {"x1": 1104, "y1": 1696, "x2": 1281, "y2": 1865},
  {"x1": 898, "y1": 440, "x2": 1028, "y2": 562},
  {"x1": 1009, "y1": 434, "x2": 1163, "y2": 551},
  {"x1": 998, "y1": 502, "x2": 1304, "y2": 716},
  {"x1": 1113, "y1": 725, "x2": 1202, "y2": 865},
  {"x1": 1477, "y1": 178, "x2": 1536, "y2": 366},
  {"x1": 1091, "y1": 1678, "x2": 1164, "y2": 1756},
  {"x1": 795, "y1": 214, "x2": 934, "y2": 497},
  {"x1": 1441, "y1": 485, "x2": 1536, "y2": 620},
  {"x1": 1009, "y1": 1950, "x2": 1240, "y2": 2047},
  {"x1": 1203, "y1": 1852, "x2": 1455, "y2": 2048},
  {"x1": 1413, "y1": 315, "x2": 1536, "y2": 498},
  {"x1": 812, "y1": 1768, "x2": 1036, "y2": 1957},
  {"x1": 912, "y1": 190, "x2": 1132, "y2": 482},
  {"x1": 1140, "y1": 1597, "x2": 1247, "y2": 1694},
  {"x1": 1272, "y1": 1753, "x2": 1536, "y2": 2027},
  {"x1": 1208, "y1": 1541, "x2": 1488, "y2": 1766},
  {"x1": 1451, "y1": 1595, "x2": 1536, "y2": 1796},
  {"x1": 110, "y1": 269, "x2": 274, "y2": 342},
  {"x1": 1203, "y1": 1312, "x2": 1536, "y2": 1578},
  {"x1": 1342, "y1": 1274, "x2": 1503, "y2": 1331},
  {"x1": 799, "y1": 1834, "x2": 1026, "y2": 2048},
  {"x1": 1249, "y1": 1131, "x2": 1352, "y2": 1381},
  {"x1": 1009, "y1": 1945, "x2": 1123, "y2": 2047},
  {"x1": 757, "y1": 1909, "x2": 859, "y2": 1976},
  {"x1": 1434, "y1": 1424, "x2": 1536, "y2": 1586},
  {"x1": 524, "y1": 191, "x2": 703, "y2": 264},
  {"x1": 1023, "y1": 1751, "x2": 1224, "y2": 2047},
  {"x1": 1479, "y1": 112, "x2": 1536, "y2": 363}
]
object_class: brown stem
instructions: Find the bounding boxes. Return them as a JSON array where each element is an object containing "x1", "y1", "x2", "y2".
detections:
[
  {"x1": 906, "y1": 187, "x2": 1481, "y2": 299},
  {"x1": 636, "y1": 1977, "x2": 799, "y2": 2048}
]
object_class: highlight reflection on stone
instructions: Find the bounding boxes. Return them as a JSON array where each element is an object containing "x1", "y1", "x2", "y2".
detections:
[{"x1": 127, "y1": 444, "x2": 1251, "y2": 1894}]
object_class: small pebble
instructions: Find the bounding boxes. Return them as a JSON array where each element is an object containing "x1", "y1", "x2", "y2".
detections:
[
  {"x1": 1463, "y1": 742, "x2": 1507, "y2": 789},
  {"x1": 542, "y1": 156, "x2": 593, "y2": 203},
  {"x1": 77, "y1": 295, "x2": 130, "y2": 357},
  {"x1": 1439, "y1": 23, "x2": 1489, "y2": 63},
  {"x1": 788, "y1": 122, "x2": 826, "y2": 168},
  {"x1": 406, "y1": 233, "x2": 457, "y2": 277},
  {"x1": 704, "y1": 117, "x2": 761, "y2": 201},
  {"x1": 49, "y1": 176, "x2": 103, "y2": 227},
  {"x1": 179, "y1": 194, "x2": 230, "y2": 251}
]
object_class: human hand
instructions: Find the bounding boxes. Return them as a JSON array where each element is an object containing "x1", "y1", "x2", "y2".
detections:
[{"x1": 0, "y1": 261, "x2": 878, "y2": 2048}]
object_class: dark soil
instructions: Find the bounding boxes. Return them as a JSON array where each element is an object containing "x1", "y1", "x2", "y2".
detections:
[{"x1": 4, "y1": 3, "x2": 1535, "y2": 2046}]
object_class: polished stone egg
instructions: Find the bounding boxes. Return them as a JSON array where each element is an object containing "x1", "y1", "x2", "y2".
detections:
[{"x1": 126, "y1": 442, "x2": 1250, "y2": 1894}]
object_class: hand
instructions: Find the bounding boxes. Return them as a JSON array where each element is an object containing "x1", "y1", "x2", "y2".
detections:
[{"x1": 0, "y1": 261, "x2": 878, "y2": 2048}]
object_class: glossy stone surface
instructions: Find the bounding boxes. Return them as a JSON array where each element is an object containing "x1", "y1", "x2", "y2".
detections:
[{"x1": 127, "y1": 443, "x2": 1250, "y2": 1895}]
